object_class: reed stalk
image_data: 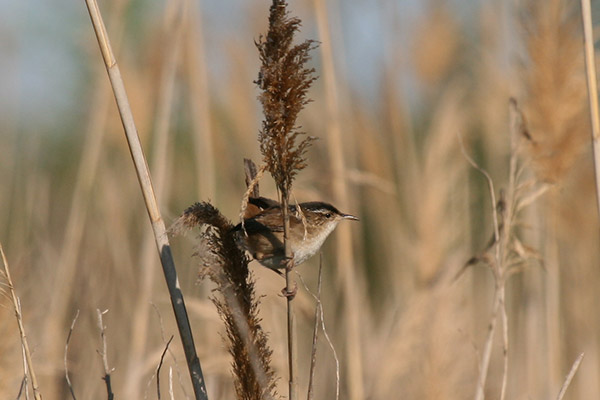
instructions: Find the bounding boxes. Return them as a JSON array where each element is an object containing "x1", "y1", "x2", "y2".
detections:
[
  {"x1": 281, "y1": 193, "x2": 297, "y2": 399},
  {"x1": 83, "y1": 1, "x2": 207, "y2": 398}
]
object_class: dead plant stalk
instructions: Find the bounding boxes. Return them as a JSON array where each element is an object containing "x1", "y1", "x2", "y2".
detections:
[
  {"x1": 282, "y1": 193, "x2": 298, "y2": 399},
  {"x1": 0, "y1": 243, "x2": 42, "y2": 400},
  {"x1": 83, "y1": 1, "x2": 208, "y2": 398},
  {"x1": 459, "y1": 129, "x2": 511, "y2": 400},
  {"x1": 255, "y1": 2, "x2": 319, "y2": 398},
  {"x1": 97, "y1": 309, "x2": 115, "y2": 400}
]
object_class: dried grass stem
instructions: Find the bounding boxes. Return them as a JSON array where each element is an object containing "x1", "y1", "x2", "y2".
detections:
[{"x1": 0, "y1": 243, "x2": 42, "y2": 400}]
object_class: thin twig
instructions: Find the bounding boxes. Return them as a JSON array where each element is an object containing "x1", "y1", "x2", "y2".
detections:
[
  {"x1": 457, "y1": 133, "x2": 504, "y2": 400},
  {"x1": 307, "y1": 261, "x2": 323, "y2": 400},
  {"x1": 297, "y1": 258, "x2": 340, "y2": 400},
  {"x1": 147, "y1": 304, "x2": 189, "y2": 400},
  {"x1": 580, "y1": 0, "x2": 600, "y2": 218},
  {"x1": 497, "y1": 99, "x2": 528, "y2": 400},
  {"x1": 473, "y1": 290, "x2": 501, "y2": 400},
  {"x1": 0, "y1": 243, "x2": 42, "y2": 400},
  {"x1": 96, "y1": 309, "x2": 114, "y2": 400},
  {"x1": 64, "y1": 310, "x2": 80, "y2": 400},
  {"x1": 457, "y1": 133, "x2": 500, "y2": 246},
  {"x1": 556, "y1": 353, "x2": 584, "y2": 400},
  {"x1": 18, "y1": 299, "x2": 30, "y2": 400},
  {"x1": 83, "y1": 2, "x2": 208, "y2": 398},
  {"x1": 157, "y1": 336, "x2": 175, "y2": 400},
  {"x1": 16, "y1": 376, "x2": 27, "y2": 400},
  {"x1": 318, "y1": 288, "x2": 340, "y2": 400}
]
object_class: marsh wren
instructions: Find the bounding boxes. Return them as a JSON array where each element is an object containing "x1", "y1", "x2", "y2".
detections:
[{"x1": 234, "y1": 198, "x2": 358, "y2": 270}]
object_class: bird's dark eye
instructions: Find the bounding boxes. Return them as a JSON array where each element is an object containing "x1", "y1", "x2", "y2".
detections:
[{"x1": 325, "y1": 213, "x2": 332, "y2": 218}]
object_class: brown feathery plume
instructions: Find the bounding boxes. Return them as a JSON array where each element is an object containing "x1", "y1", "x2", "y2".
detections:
[
  {"x1": 254, "y1": 2, "x2": 318, "y2": 399},
  {"x1": 171, "y1": 202, "x2": 278, "y2": 400},
  {"x1": 255, "y1": 0, "x2": 318, "y2": 196}
]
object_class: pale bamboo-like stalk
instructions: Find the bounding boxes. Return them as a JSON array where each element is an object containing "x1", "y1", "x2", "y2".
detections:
[
  {"x1": 580, "y1": 0, "x2": 600, "y2": 218},
  {"x1": 83, "y1": 1, "x2": 207, "y2": 398},
  {"x1": 312, "y1": 1, "x2": 363, "y2": 398},
  {"x1": 1, "y1": 243, "x2": 42, "y2": 400}
]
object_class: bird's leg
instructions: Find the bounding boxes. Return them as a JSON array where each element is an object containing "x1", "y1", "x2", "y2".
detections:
[{"x1": 281, "y1": 282, "x2": 298, "y2": 299}]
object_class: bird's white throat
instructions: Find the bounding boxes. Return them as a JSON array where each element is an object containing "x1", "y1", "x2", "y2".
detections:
[{"x1": 291, "y1": 220, "x2": 340, "y2": 264}]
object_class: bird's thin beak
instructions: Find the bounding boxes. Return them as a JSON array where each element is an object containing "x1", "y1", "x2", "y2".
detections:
[{"x1": 342, "y1": 213, "x2": 359, "y2": 221}]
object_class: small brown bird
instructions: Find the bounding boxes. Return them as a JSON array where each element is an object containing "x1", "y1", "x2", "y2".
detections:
[{"x1": 234, "y1": 198, "x2": 358, "y2": 270}]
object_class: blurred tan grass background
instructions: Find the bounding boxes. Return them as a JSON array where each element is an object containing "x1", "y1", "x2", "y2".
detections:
[{"x1": 1, "y1": 0, "x2": 600, "y2": 399}]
